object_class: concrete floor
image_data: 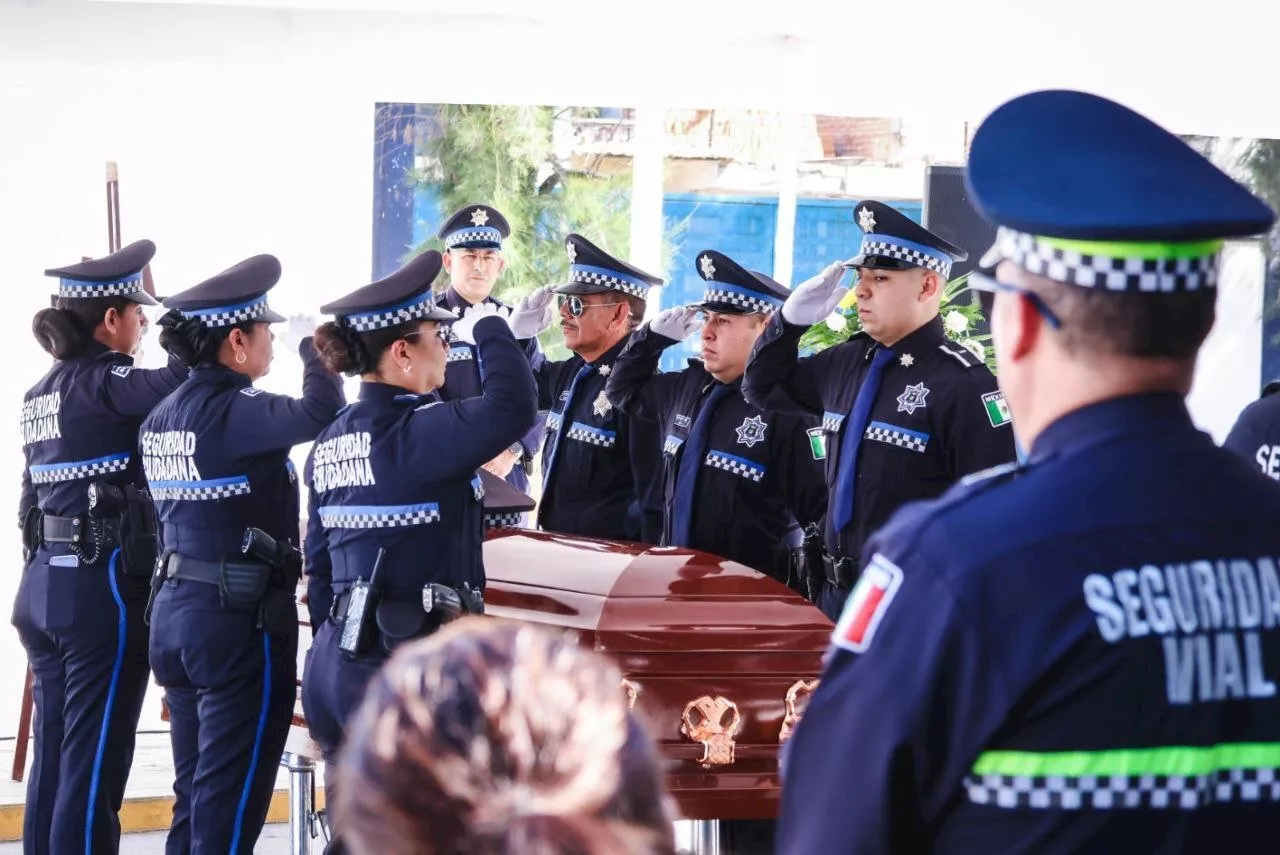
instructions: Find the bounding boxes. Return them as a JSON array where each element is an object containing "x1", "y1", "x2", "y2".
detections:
[{"x1": 0, "y1": 822, "x2": 296, "y2": 853}]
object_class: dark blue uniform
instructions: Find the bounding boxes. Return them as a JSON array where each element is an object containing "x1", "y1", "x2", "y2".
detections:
[
  {"x1": 141, "y1": 256, "x2": 344, "y2": 855},
  {"x1": 300, "y1": 251, "x2": 537, "y2": 762},
  {"x1": 779, "y1": 89, "x2": 1280, "y2": 854},
  {"x1": 1224, "y1": 384, "x2": 1280, "y2": 481},
  {"x1": 14, "y1": 241, "x2": 183, "y2": 855},
  {"x1": 533, "y1": 233, "x2": 665, "y2": 543},
  {"x1": 606, "y1": 252, "x2": 827, "y2": 588},
  {"x1": 745, "y1": 202, "x2": 1015, "y2": 618}
]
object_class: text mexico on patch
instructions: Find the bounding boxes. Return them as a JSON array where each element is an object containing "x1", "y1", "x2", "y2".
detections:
[{"x1": 833, "y1": 554, "x2": 904, "y2": 653}]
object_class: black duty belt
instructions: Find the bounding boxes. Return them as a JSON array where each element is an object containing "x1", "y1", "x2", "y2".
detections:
[
  {"x1": 822, "y1": 554, "x2": 857, "y2": 589},
  {"x1": 167, "y1": 554, "x2": 270, "y2": 586},
  {"x1": 40, "y1": 514, "x2": 87, "y2": 545}
]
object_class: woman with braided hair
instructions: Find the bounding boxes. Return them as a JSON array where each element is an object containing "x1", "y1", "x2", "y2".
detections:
[
  {"x1": 299, "y1": 250, "x2": 537, "y2": 847},
  {"x1": 334, "y1": 618, "x2": 676, "y2": 855}
]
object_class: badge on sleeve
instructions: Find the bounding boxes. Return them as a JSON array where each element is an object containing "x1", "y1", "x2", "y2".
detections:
[
  {"x1": 110, "y1": 365, "x2": 133, "y2": 378},
  {"x1": 239, "y1": 387, "x2": 263, "y2": 398},
  {"x1": 982, "y1": 390, "x2": 1012, "y2": 427},
  {"x1": 806, "y1": 427, "x2": 827, "y2": 460},
  {"x1": 832, "y1": 554, "x2": 903, "y2": 654}
]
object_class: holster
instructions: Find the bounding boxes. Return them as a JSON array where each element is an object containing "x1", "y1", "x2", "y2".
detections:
[
  {"x1": 219, "y1": 561, "x2": 271, "y2": 610},
  {"x1": 116, "y1": 485, "x2": 157, "y2": 578},
  {"x1": 797, "y1": 523, "x2": 827, "y2": 602},
  {"x1": 20, "y1": 507, "x2": 41, "y2": 563},
  {"x1": 257, "y1": 588, "x2": 298, "y2": 637}
]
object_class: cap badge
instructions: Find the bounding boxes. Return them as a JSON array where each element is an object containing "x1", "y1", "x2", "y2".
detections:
[
  {"x1": 470, "y1": 208, "x2": 489, "y2": 226},
  {"x1": 699, "y1": 254, "x2": 717, "y2": 279},
  {"x1": 858, "y1": 207, "x2": 877, "y2": 233},
  {"x1": 565, "y1": 241, "x2": 577, "y2": 264}
]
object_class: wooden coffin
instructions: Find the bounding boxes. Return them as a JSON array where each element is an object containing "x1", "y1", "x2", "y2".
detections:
[{"x1": 481, "y1": 528, "x2": 833, "y2": 821}]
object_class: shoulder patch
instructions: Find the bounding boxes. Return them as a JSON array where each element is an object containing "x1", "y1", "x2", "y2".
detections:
[
  {"x1": 981, "y1": 390, "x2": 1012, "y2": 427},
  {"x1": 109, "y1": 365, "x2": 133, "y2": 378},
  {"x1": 239, "y1": 387, "x2": 264, "y2": 397},
  {"x1": 832, "y1": 553, "x2": 903, "y2": 654},
  {"x1": 938, "y1": 342, "x2": 978, "y2": 368}
]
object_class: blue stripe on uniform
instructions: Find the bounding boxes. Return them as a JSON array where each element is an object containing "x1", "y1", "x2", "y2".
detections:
[
  {"x1": 867, "y1": 420, "x2": 930, "y2": 442},
  {"x1": 229, "y1": 634, "x2": 272, "y2": 854},
  {"x1": 84, "y1": 549, "x2": 127, "y2": 855}
]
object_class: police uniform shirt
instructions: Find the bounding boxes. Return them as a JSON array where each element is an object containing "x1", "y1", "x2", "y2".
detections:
[
  {"x1": 141, "y1": 340, "x2": 344, "y2": 561},
  {"x1": 1223, "y1": 385, "x2": 1280, "y2": 481},
  {"x1": 435, "y1": 286, "x2": 545, "y2": 467},
  {"x1": 777, "y1": 394, "x2": 1280, "y2": 853},
  {"x1": 744, "y1": 313, "x2": 1015, "y2": 561},
  {"x1": 607, "y1": 322, "x2": 827, "y2": 585},
  {"x1": 304, "y1": 317, "x2": 537, "y2": 629},
  {"x1": 534, "y1": 337, "x2": 661, "y2": 542}
]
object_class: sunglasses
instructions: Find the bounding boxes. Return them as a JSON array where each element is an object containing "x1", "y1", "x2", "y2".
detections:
[
  {"x1": 970, "y1": 271, "x2": 1063, "y2": 330},
  {"x1": 558, "y1": 296, "x2": 627, "y2": 318},
  {"x1": 403, "y1": 328, "x2": 451, "y2": 344}
]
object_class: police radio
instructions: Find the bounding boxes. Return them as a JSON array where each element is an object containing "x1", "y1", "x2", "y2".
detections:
[{"x1": 338, "y1": 547, "x2": 385, "y2": 659}]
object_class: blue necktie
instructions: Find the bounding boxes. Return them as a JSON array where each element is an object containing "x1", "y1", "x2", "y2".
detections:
[
  {"x1": 671, "y1": 383, "x2": 733, "y2": 547},
  {"x1": 831, "y1": 346, "x2": 896, "y2": 534},
  {"x1": 541, "y1": 362, "x2": 595, "y2": 497}
]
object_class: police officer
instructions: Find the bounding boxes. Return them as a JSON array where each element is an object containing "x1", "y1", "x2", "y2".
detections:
[
  {"x1": 606, "y1": 250, "x2": 827, "y2": 591},
  {"x1": 777, "y1": 90, "x2": 1280, "y2": 854},
  {"x1": 142, "y1": 255, "x2": 344, "y2": 854},
  {"x1": 15, "y1": 240, "x2": 185, "y2": 855},
  {"x1": 299, "y1": 249, "x2": 535, "y2": 778},
  {"x1": 507, "y1": 234, "x2": 665, "y2": 542},
  {"x1": 743, "y1": 201, "x2": 1016, "y2": 620},
  {"x1": 434, "y1": 205, "x2": 544, "y2": 516},
  {"x1": 1224, "y1": 380, "x2": 1280, "y2": 480}
]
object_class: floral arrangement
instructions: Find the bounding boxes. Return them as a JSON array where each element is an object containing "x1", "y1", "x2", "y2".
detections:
[{"x1": 796, "y1": 273, "x2": 996, "y2": 372}]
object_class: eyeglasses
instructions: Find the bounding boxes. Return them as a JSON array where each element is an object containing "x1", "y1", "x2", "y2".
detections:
[
  {"x1": 558, "y1": 296, "x2": 626, "y2": 318},
  {"x1": 970, "y1": 271, "x2": 1063, "y2": 330},
  {"x1": 403, "y1": 328, "x2": 451, "y2": 344}
]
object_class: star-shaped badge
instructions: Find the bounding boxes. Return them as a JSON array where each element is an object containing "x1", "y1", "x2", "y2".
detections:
[
  {"x1": 598, "y1": 364, "x2": 612, "y2": 377},
  {"x1": 896, "y1": 382, "x2": 930, "y2": 415},
  {"x1": 593, "y1": 390, "x2": 612, "y2": 417},
  {"x1": 858, "y1": 206, "x2": 876, "y2": 233},
  {"x1": 699, "y1": 254, "x2": 716, "y2": 279},
  {"x1": 566, "y1": 242, "x2": 577, "y2": 264},
  {"x1": 900, "y1": 353, "x2": 914, "y2": 368},
  {"x1": 470, "y1": 208, "x2": 489, "y2": 226},
  {"x1": 735, "y1": 415, "x2": 768, "y2": 448}
]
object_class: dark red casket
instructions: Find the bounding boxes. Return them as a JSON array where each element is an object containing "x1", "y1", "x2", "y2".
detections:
[{"x1": 482, "y1": 528, "x2": 833, "y2": 821}]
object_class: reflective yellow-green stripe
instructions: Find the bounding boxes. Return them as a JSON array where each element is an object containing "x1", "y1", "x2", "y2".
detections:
[
  {"x1": 1033, "y1": 236, "x2": 1223, "y2": 260},
  {"x1": 972, "y1": 743, "x2": 1280, "y2": 778}
]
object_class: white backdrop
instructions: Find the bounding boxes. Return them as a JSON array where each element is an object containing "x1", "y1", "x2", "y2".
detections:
[{"x1": 0, "y1": 0, "x2": 1276, "y2": 735}]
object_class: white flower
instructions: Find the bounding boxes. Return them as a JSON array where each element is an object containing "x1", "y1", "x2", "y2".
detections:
[
  {"x1": 825, "y1": 313, "x2": 848, "y2": 332},
  {"x1": 959, "y1": 338, "x2": 985, "y2": 362},
  {"x1": 944, "y1": 310, "x2": 969, "y2": 334}
]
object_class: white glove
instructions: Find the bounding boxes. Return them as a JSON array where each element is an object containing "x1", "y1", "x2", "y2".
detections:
[
  {"x1": 649, "y1": 306, "x2": 702, "y2": 341},
  {"x1": 781, "y1": 262, "x2": 849, "y2": 326},
  {"x1": 451, "y1": 302, "x2": 509, "y2": 345},
  {"x1": 508, "y1": 285, "x2": 556, "y2": 339},
  {"x1": 280, "y1": 314, "x2": 317, "y2": 355}
]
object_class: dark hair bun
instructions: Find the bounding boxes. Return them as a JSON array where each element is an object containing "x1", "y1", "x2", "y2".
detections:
[
  {"x1": 157, "y1": 309, "x2": 214, "y2": 368},
  {"x1": 314, "y1": 321, "x2": 370, "y2": 376},
  {"x1": 31, "y1": 308, "x2": 91, "y2": 360}
]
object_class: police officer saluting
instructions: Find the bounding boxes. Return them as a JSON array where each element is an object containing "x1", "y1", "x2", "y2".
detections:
[
  {"x1": 142, "y1": 255, "x2": 344, "y2": 854},
  {"x1": 300, "y1": 251, "x2": 535, "y2": 804},
  {"x1": 744, "y1": 201, "x2": 1015, "y2": 619},
  {"x1": 434, "y1": 205, "x2": 544, "y2": 513},
  {"x1": 507, "y1": 234, "x2": 664, "y2": 541},
  {"x1": 15, "y1": 240, "x2": 185, "y2": 855},
  {"x1": 778, "y1": 90, "x2": 1280, "y2": 854},
  {"x1": 606, "y1": 250, "x2": 827, "y2": 592}
]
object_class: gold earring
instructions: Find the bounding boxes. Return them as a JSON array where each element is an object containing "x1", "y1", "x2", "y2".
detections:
[
  {"x1": 235, "y1": 352, "x2": 247, "y2": 365},
  {"x1": 402, "y1": 362, "x2": 411, "y2": 374}
]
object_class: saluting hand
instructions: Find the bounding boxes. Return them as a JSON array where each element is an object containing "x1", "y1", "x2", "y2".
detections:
[
  {"x1": 508, "y1": 286, "x2": 556, "y2": 339},
  {"x1": 452, "y1": 302, "x2": 508, "y2": 345},
  {"x1": 781, "y1": 262, "x2": 849, "y2": 326},
  {"x1": 650, "y1": 306, "x2": 702, "y2": 341},
  {"x1": 280, "y1": 314, "x2": 318, "y2": 356}
]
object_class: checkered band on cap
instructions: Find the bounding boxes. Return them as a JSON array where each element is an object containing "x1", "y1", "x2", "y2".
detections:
[
  {"x1": 484, "y1": 512, "x2": 523, "y2": 529},
  {"x1": 183, "y1": 295, "x2": 273, "y2": 329},
  {"x1": 859, "y1": 234, "x2": 953, "y2": 277},
  {"x1": 864, "y1": 421, "x2": 929, "y2": 453},
  {"x1": 704, "y1": 450, "x2": 766, "y2": 483},
  {"x1": 58, "y1": 272, "x2": 145, "y2": 299},
  {"x1": 663, "y1": 434, "x2": 685, "y2": 455},
  {"x1": 566, "y1": 421, "x2": 617, "y2": 448},
  {"x1": 569, "y1": 264, "x2": 651, "y2": 299},
  {"x1": 344, "y1": 292, "x2": 437, "y2": 333},
  {"x1": 965, "y1": 767, "x2": 1280, "y2": 810},
  {"x1": 28, "y1": 452, "x2": 131, "y2": 485},
  {"x1": 990, "y1": 227, "x2": 1220, "y2": 292},
  {"x1": 444, "y1": 227, "x2": 503, "y2": 249},
  {"x1": 701, "y1": 282, "x2": 783, "y2": 314},
  {"x1": 149, "y1": 476, "x2": 252, "y2": 502},
  {"x1": 318, "y1": 502, "x2": 441, "y2": 529},
  {"x1": 822, "y1": 411, "x2": 845, "y2": 433}
]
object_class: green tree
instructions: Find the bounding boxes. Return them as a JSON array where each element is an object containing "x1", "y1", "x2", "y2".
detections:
[{"x1": 414, "y1": 104, "x2": 634, "y2": 359}]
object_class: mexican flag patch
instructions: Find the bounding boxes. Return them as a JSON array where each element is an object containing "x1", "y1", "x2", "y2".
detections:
[
  {"x1": 982, "y1": 391, "x2": 1012, "y2": 427},
  {"x1": 807, "y1": 427, "x2": 827, "y2": 460},
  {"x1": 832, "y1": 554, "x2": 903, "y2": 654}
]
